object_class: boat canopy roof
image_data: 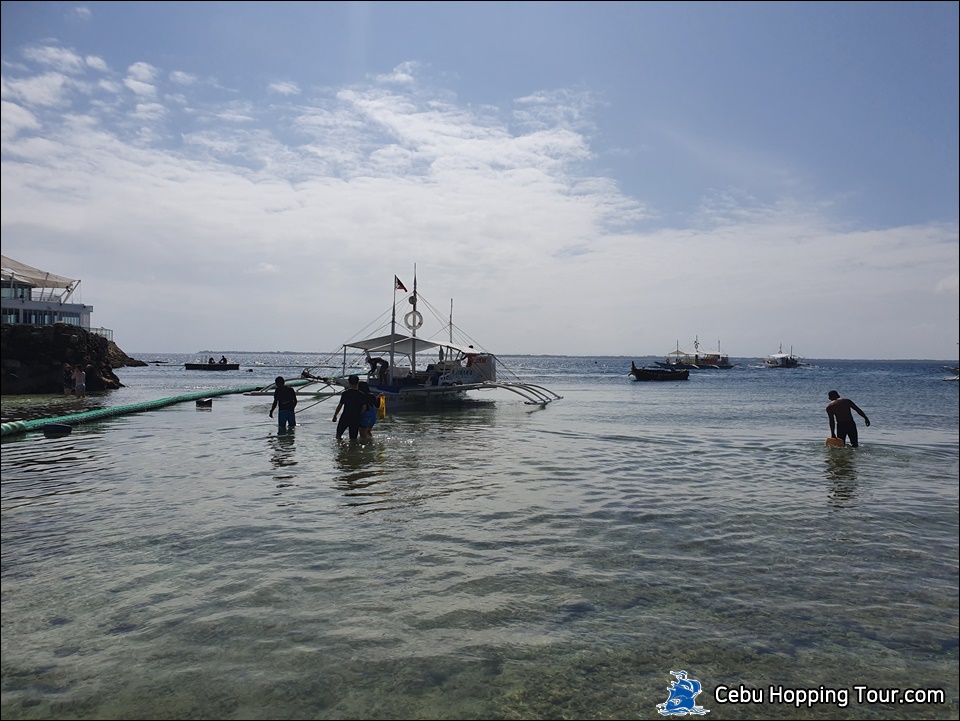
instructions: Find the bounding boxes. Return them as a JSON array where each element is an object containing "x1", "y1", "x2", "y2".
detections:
[{"x1": 344, "y1": 333, "x2": 482, "y2": 358}]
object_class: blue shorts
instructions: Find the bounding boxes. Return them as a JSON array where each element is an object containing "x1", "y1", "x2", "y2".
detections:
[
  {"x1": 277, "y1": 409, "x2": 296, "y2": 430},
  {"x1": 360, "y1": 409, "x2": 377, "y2": 428}
]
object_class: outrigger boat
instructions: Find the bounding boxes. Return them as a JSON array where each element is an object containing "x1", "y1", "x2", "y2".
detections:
[
  {"x1": 764, "y1": 344, "x2": 802, "y2": 368},
  {"x1": 655, "y1": 337, "x2": 732, "y2": 370},
  {"x1": 249, "y1": 273, "x2": 562, "y2": 410},
  {"x1": 697, "y1": 339, "x2": 735, "y2": 369},
  {"x1": 655, "y1": 341, "x2": 700, "y2": 370}
]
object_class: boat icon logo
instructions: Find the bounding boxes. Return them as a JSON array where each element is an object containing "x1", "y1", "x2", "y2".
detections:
[{"x1": 656, "y1": 670, "x2": 710, "y2": 716}]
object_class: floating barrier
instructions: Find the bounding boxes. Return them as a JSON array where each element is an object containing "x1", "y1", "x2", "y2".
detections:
[{"x1": 1, "y1": 379, "x2": 310, "y2": 438}]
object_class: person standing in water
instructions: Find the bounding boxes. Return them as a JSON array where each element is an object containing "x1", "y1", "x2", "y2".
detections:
[
  {"x1": 332, "y1": 375, "x2": 367, "y2": 440},
  {"x1": 826, "y1": 390, "x2": 870, "y2": 447},
  {"x1": 71, "y1": 365, "x2": 87, "y2": 398},
  {"x1": 269, "y1": 376, "x2": 298, "y2": 432}
]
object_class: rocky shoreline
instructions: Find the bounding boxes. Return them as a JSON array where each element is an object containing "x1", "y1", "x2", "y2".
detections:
[{"x1": 1, "y1": 323, "x2": 146, "y2": 395}]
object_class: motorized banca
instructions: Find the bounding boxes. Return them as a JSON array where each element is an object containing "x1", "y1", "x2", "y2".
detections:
[{"x1": 258, "y1": 274, "x2": 562, "y2": 410}]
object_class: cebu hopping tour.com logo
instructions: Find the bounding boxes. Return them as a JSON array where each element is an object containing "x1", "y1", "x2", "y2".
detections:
[{"x1": 657, "y1": 670, "x2": 710, "y2": 716}]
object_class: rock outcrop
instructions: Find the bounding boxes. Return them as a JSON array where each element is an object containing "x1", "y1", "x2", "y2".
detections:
[{"x1": 0, "y1": 323, "x2": 147, "y2": 395}]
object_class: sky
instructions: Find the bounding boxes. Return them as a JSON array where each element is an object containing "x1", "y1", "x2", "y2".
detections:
[{"x1": 2, "y1": 1, "x2": 958, "y2": 359}]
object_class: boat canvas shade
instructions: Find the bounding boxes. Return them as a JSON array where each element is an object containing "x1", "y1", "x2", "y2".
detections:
[{"x1": 345, "y1": 333, "x2": 479, "y2": 358}]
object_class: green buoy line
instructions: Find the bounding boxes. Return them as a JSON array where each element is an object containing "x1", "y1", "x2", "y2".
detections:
[{"x1": 1, "y1": 379, "x2": 310, "y2": 438}]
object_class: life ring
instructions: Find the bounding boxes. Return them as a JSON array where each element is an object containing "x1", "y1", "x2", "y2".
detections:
[{"x1": 404, "y1": 310, "x2": 423, "y2": 330}]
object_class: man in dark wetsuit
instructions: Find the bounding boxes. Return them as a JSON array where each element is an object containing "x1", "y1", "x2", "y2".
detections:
[
  {"x1": 826, "y1": 390, "x2": 870, "y2": 447},
  {"x1": 269, "y1": 376, "x2": 298, "y2": 432},
  {"x1": 332, "y1": 375, "x2": 368, "y2": 440}
]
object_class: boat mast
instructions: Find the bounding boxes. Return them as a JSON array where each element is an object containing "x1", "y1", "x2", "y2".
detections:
[
  {"x1": 389, "y1": 278, "x2": 398, "y2": 384},
  {"x1": 411, "y1": 268, "x2": 418, "y2": 373},
  {"x1": 449, "y1": 299, "x2": 453, "y2": 343}
]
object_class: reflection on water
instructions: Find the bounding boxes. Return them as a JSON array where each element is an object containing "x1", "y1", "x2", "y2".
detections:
[
  {"x1": 824, "y1": 447, "x2": 859, "y2": 509},
  {"x1": 268, "y1": 428, "x2": 298, "y2": 471},
  {"x1": 268, "y1": 429, "x2": 298, "y2": 502}
]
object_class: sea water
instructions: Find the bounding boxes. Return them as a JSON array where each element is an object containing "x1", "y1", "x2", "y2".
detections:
[{"x1": 1, "y1": 355, "x2": 957, "y2": 720}]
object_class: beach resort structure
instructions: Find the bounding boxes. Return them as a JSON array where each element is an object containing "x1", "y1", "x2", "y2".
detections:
[{"x1": 1, "y1": 255, "x2": 111, "y2": 340}]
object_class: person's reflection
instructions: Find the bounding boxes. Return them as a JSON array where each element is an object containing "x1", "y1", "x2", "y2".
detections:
[
  {"x1": 269, "y1": 431, "x2": 297, "y2": 472},
  {"x1": 824, "y1": 448, "x2": 858, "y2": 510},
  {"x1": 333, "y1": 441, "x2": 386, "y2": 502}
]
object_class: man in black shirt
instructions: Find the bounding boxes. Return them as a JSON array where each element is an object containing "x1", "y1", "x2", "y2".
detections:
[
  {"x1": 270, "y1": 376, "x2": 298, "y2": 432},
  {"x1": 332, "y1": 375, "x2": 368, "y2": 440}
]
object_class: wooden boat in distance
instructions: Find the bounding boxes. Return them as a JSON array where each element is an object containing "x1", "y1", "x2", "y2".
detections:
[
  {"x1": 764, "y1": 344, "x2": 801, "y2": 368},
  {"x1": 697, "y1": 339, "x2": 735, "y2": 369},
  {"x1": 630, "y1": 362, "x2": 689, "y2": 381},
  {"x1": 185, "y1": 362, "x2": 240, "y2": 371}
]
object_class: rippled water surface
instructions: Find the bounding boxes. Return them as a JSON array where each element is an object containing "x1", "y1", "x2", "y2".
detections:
[{"x1": 2, "y1": 355, "x2": 958, "y2": 719}]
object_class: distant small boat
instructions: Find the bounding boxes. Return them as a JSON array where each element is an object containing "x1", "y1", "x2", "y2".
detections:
[
  {"x1": 765, "y1": 344, "x2": 801, "y2": 368},
  {"x1": 630, "y1": 361, "x2": 689, "y2": 381},
  {"x1": 185, "y1": 362, "x2": 240, "y2": 371}
]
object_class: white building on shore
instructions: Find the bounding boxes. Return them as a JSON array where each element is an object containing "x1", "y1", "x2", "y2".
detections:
[{"x1": 1, "y1": 255, "x2": 111, "y2": 341}]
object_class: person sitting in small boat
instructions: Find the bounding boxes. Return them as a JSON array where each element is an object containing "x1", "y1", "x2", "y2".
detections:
[
  {"x1": 219, "y1": 356, "x2": 228, "y2": 364},
  {"x1": 208, "y1": 357, "x2": 216, "y2": 364}
]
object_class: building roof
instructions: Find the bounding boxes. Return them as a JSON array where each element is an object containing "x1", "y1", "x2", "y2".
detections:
[{"x1": 1, "y1": 255, "x2": 78, "y2": 290}]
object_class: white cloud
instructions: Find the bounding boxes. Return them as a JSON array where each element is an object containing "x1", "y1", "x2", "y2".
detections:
[
  {"x1": 2, "y1": 72, "x2": 71, "y2": 107},
  {"x1": 0, "y1": 100, "x2": 40, "y2": 142},
  {"x1": 131, "y1": 102, "x2": 167, "y2": 121},
  {"x1": 375, "y1": 61, "x2": 420, "y2": 86},
  {"x1": 123, "y1": 78, "x2": 157, "y2": 98},
  {"x1": 22, "y1": 46, "x2": 87, "y2": 74},
  {"x1": 268, "y1": 81, "x2": 300, "y2": 96},
  {"x1": 122, "y1": 62, "x2": 158, "y2": 98},
  {"x1": 85, "y1": 55, "x2": 108, "y2": 72},
  {"x1": 126, "y1": 62, "x2": 158, "y2": 83},
  {"x1": 170, "y1": 71, "x2": 197, "y2": 86}
]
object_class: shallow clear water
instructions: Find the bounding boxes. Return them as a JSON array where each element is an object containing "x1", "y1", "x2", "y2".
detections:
[{"x1": 2, "y1": 355, "x2": 958, "y2": 719}]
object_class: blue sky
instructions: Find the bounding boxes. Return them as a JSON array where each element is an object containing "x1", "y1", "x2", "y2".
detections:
[{"x1": 2, "y1": 1, "x2": 957, "y2": 359}]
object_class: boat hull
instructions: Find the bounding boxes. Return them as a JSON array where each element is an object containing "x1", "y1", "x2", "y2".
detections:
[
  {"x1": 631, "y1": 364, "x2": 689, "y2": 381},
  {"x1": 185, "y1": 363, "x2": 240, "y2": 371},
  {"x1": 371, "y1": 385, "x2": 472, "y2": 410},
  {"x1": 764, "y1": 358, "x2": 799, "y2": 368}
]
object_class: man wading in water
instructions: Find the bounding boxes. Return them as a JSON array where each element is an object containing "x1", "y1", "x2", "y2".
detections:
[{"x1": 826, "y1": 390, "x2": 871, "y2": 447}]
